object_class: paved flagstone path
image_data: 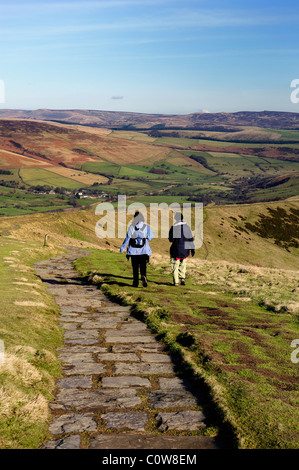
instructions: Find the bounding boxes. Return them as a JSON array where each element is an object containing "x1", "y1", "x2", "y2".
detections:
[{"x1": 34, "y1": 248, "x2": 224, "y2": 450}]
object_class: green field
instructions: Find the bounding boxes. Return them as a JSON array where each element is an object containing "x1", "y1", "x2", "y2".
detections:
[
  {"x1": 80, "y1": 130, "x2": 299, "y2": 205},
  {"x1": 0, "y1": 185, "x2": 71, "y2": 216},
  {"x1": 19, "y1": 168, "x2": 84, "y2": 190}
]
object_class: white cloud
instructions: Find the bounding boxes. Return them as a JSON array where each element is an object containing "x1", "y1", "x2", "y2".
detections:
[
  {"x1": 0, "y1": 0, "x2": 167, "y2": 15},
  {"x1": 1, "y1": 7, "x2": 299, "y2": 40}
]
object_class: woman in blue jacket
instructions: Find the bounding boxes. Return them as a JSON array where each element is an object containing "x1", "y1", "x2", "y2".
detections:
[{"x1": 120, "y1": 211, "x2": 154, "y2": 287}]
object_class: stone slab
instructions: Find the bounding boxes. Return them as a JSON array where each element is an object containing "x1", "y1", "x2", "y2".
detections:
[
  {"x1": 140, "y1": 353, "x2": 171, "y2": 363},
  {"x1": 97, "y1": 352, "x2": 139, "y2": 362},
  {"x1": 58, "y1": 345, "x2": 107, "y2": 353},
  {"x1": 80, "y1": 319, "x2": 120, "y2": 329},
  {"x1": 42, "y1": 435, "x2": 81, "y2": 449},
  {"x1": 63, "y1": 329, "x2": 99, "y2": 340},
  {"x1": 113, "y1": 343, "x2": 164, "y2": 353},
  {"x1": 96, "y1": 306, "x2": 131, "y2": 312},
  {"x1": 64, "y1": 339, "x2": 99, "y2": 345},
  {"x1": 114, "y1": 362, "x2": 175, "y2": 375},
  {"x1": 56, "y1": 376, "x2": 93, "y2": 389},
  {"x1": 147, "y1": 390, "x2": 198, "y2": 409},
  {"x1": 107, "y1": 330, "x2": 152, "y2": 337},
  {"x1": 59, "y1": 316, "x2": 90, "y2": 323},
  {"x1": 63, "y1": 363, "x2": 106, "y2": 375},
  {"x1": 60, "y1": 307, "x2": 89, "y2": 314},
  {"x1": 105, "y1": 335, "x2": 157, "y2": 343},
  {"x1": 101, "y1": 376, "x2": 151, "y2": 389},
  {"x1": 101, "y1": 412, "x2": 148, "y2": 431},
  {"x1": 158, "y1": 377, "x2": 191, "y2": 390},
  {"x1": 119, "y1": 323, "x2": 150, "y2": 332},
  {"x1": 58, "y1": 352, "x2": 94, "y2": 364},
  {"x1": 49, "y1": 412, "x2": 97, "y2": 434},
  {"x1": 155, "y1": 410, "x2": 206, "y2": 431},
  {"x1": 56, "y1": 388, "x2": 142, "y2": 410}
]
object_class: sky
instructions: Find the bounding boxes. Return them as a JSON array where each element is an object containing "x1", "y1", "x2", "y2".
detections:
[{"x1": 0, "y1": 0, "x2": 299, "y2": 114}]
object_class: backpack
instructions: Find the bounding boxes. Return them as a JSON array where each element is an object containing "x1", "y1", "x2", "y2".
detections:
[{"x1": 129, "y1": 223, "x2": 147, "y2": 248}]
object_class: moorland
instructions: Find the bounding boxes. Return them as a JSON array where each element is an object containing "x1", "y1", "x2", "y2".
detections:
[{"x1": 0, "y1": 110, "x2": 299, "y2": 215}]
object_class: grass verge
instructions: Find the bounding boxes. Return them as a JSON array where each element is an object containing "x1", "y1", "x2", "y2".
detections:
[{"x1": 0, "y1": 237, "x2": 64, "y2": 448}]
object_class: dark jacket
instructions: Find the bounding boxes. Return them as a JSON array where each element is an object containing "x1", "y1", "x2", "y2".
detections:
[{"x1": 169, "y1": 221, "x2": 195, "y2": 259}]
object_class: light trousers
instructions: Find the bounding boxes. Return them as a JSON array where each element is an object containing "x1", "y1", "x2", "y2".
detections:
[{"x1": 170, "y1": 257, "x2": 187, "y2": 285}]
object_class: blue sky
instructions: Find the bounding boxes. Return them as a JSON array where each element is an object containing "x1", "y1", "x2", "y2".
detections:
[{"x1": 1, "y1": 0, "x2": 299, "y2": 114}]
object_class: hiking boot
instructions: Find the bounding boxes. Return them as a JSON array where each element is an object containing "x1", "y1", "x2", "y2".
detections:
[
  {"x1": 141, "y1": 275, "x2": 148, "y2": 287},
  {"x1": 180, "y1": 279, "x2": 185, "y2": 286}
]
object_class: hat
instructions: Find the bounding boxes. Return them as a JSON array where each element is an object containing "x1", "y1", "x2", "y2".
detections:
[
  {"x1": 174, "y1": 212, "x2": 183, "y2": 222},
  {"x1": 134, "y1": 211, "x2": 144, "y2": 223}
]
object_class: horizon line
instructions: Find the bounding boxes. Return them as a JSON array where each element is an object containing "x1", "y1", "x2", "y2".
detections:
[{"x1": 0, "y1": 107, "x2": 298, "y2": 116}]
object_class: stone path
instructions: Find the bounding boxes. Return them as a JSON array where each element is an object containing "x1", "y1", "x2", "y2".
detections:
[{"x1": 34, "y1": 248, "x2": 224, "y2": 450}]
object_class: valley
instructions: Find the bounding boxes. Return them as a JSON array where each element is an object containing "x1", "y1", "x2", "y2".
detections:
[{"x1": 0, "y1": 113, "x2": 298, "y2": 216}]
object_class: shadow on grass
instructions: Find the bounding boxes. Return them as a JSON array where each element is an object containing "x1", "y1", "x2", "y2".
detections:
[{"x1": 95, "y1": 272, "x2": 172, "y2": 288}]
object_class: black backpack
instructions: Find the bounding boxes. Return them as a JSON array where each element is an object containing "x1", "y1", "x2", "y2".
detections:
[{"x1": 129, "y1": 223, "x2": 147, "y2": 248}]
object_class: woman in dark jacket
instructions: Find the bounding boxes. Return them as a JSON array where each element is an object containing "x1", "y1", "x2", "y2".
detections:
[{"x1": 169, "y1": 212, "x2": 195, "y2": 286}]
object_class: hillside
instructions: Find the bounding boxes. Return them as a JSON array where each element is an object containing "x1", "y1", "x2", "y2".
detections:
[
  {"x1": 1, "y1": 197, "x2": 298, "y2": 270},
  {"x1": 0, "y1": 118, "x2": 298, "y2": 218},
  {"x1": 0, "y1": 119, "x2": 168, "y2": 168},
  {"x1": 1, "y1": 109, "x2": 299, "y2": 130}
]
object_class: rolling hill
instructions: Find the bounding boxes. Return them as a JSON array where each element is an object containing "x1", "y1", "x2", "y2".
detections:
[
  {"x1": 0, "y1": 114, "x2": 298, "y2": 216},
  {"x1": 0, "y1": 108, "x2": 299, "y2": 130}
]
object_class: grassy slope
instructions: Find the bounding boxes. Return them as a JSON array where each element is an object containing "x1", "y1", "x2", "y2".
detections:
[
  {"x1": 0, "y1": 197, "x2": 298, "y2": 448},
  {"x1": 0, "y1": 237, "x2": 64, "y2": 448}
]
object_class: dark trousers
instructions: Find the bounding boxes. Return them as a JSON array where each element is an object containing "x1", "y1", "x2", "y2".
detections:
[{"x1": 131, "y1": 255, "x2": 148, "y2": 286}]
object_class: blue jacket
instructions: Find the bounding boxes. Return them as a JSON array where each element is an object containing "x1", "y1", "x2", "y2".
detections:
[{"x1": 120, "y1": 221, "x2": 154, "y2": 256}]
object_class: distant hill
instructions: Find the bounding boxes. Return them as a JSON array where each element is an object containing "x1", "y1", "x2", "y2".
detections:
[{"x1": 0, "y1": 109, "x2": 299, "y2": 130}]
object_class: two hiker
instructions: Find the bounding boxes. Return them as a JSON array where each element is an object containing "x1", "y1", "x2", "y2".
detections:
[{"x1": 120, "y1": 211, "x2": 195, "y2": 287}]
